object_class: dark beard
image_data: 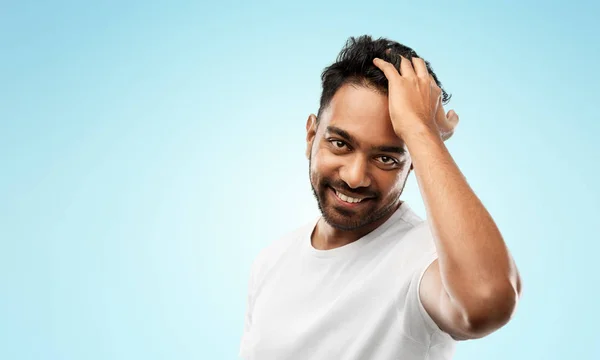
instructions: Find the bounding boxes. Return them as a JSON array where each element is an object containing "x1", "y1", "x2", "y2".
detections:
[{"x1": 309, "y1": 158, "x2": 402, "y2": 231}]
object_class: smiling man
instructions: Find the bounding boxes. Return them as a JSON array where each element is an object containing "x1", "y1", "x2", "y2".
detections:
[{"x1": 239, "y1": 35, "x2": 522, "y2": 360}]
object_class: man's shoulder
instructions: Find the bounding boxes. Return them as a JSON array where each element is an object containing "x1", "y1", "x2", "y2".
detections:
[
  {"x1": 385, "y1": 204, "x2": 436, "y2": 255},
  {"x1": 252, "y1": 217, "x2": 318, "y2": 271},
  {"x1": 381, "y1": 202, "x2": 427, "y2": 239},
  {"x1": 398, "y1": 218, "x2": 437, "y2": 256}
]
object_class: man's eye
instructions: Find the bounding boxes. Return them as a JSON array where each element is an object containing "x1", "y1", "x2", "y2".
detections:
[
  {"x1": 331, "y1": 140, "x2": 346, "y2": 148},
  {"x1": 378, "y1": 156, "x2": 398, "y2": 165}
]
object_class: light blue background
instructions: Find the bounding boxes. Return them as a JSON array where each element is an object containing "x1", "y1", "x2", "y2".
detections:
[{"x1": 1, "y1": 1, "x2": 599, "y2": 359}]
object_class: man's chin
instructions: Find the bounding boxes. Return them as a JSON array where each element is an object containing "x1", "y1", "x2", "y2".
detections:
[
  {"x1": 321, "y1": 216, "x2": 362, "y2": 231},
  {"x1": 319, "y1": 198, "x2": 400, "y2": 232},
  {"x1": 320, "y1": 209, "x2": 370, "y2": 231}
]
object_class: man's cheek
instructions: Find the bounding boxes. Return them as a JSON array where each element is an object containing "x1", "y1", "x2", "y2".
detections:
[
  {"x1": 310, "y1": 152, "x2": 330, "y2": 175},
  {"x1": 319, "y1": 150, "x2": 343, "y2": 171}
]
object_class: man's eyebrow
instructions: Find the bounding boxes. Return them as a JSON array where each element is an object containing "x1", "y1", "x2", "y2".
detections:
[
  {"x1": 326, "y1": 125, "x2": 406, "y2": 155},
  {"x1": 372, "y1": 145, "x2": 406, "y2": 155},
  {"x1": 326, "y1": 126, "x2": 356, "y2": 144}
]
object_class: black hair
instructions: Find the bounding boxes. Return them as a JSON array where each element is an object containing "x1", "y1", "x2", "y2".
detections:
[{"x1": 317, "y1": 35, "x2": 451, "y2": 120}]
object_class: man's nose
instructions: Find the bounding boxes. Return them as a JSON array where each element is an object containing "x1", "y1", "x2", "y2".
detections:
[{"x1": 339, "y1": 155, "x2": 371, "y2": 189}]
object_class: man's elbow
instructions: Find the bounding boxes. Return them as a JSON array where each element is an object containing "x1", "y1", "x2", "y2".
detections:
[{"x1": 462, "y1": 282, "x2": 521, "y2": 338}]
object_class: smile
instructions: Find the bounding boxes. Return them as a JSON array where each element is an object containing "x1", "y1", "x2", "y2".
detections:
[{"x1": 330, "y1": 187, "x2": 371, "y2": 206}]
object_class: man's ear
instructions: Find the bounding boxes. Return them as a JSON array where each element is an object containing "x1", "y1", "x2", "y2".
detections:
[{"x1": 305, "y1": 114, "x2": 318, "y2": 159}]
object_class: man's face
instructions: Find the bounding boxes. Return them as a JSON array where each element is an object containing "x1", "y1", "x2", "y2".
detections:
[{"x1": 306, "y1": 83, "x2": 412, "y2": 231}]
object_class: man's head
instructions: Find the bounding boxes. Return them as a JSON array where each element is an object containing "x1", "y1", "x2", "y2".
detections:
[{"x1": 306, "y1": 35, "x2": 450, "y2": 231}]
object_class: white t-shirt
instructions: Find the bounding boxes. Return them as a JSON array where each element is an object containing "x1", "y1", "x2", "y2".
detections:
[{"x1": 239, "y1": 202, "x2": 456, "y2": 360}]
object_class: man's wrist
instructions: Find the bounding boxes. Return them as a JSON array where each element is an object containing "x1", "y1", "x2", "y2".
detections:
[{"x1": 396, "y1": 117, "x2": 442, "y2": 147}]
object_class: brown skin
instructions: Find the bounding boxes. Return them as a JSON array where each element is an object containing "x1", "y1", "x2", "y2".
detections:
[
  {"x1": 305, "y1": 57, "x2": 521, "y2": 340},
  {"x1": 306, "y1": 83, "x2": 412, "y2": 250}
]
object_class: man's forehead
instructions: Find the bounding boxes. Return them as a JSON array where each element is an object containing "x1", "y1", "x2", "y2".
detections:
[
  {"x1": 317, "y1": 83, "x2": 405, "y2": 145},
  {"x1": 327, "y1": 84, "x2": 389, "y2": 118}
]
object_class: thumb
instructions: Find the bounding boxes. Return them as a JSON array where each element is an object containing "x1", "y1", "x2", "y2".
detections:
[
  {"x1": 446, "y1": 109, "x2": 459, "y2": 127},
  {"x1": 439, "y1": 109, "x2": 459, "y2": 141}
]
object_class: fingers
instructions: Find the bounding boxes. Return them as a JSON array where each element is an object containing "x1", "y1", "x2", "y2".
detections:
[
  {"x1": 411, "y1": 57, "x2": 429, "y2": 79},
  {"x1": 374, "y1": 56, "x2": 431, "y2": 81},
  {"x1": 373, "y1": 56, "x2": 420, "y2": 81},
  {"x1": 400, "y1": 56, "x2": 416, "y2": 78},
  {"x1": 372, "y1": 58, "x2": 401, "y2": 81},
  {"x1": 376, "y1": 55, "x2": 431, "y2": 82}
]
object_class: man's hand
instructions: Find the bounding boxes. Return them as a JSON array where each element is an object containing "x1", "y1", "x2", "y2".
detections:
[{"x1": 373, "y1": 56, "x2": 459, "y2": 141}]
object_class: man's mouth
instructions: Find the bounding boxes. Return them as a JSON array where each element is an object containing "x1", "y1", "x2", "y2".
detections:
[{"x1": 329, "y1": 187, "x2": 373, "y2": 206}]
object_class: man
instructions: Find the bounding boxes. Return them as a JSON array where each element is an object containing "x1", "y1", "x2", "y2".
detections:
[{"x1": 239, "y1": 35, "x2": 522, "y2": 360}]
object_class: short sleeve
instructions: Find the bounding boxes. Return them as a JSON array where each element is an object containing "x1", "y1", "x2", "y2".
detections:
[
  {"x1": 397, "y1": 221, "x2": 454, "y2": 344},
  {"x1": 404, "y1": 222, "x2": 456, "y2": 349},
  {"x1": 414, "y1": 253, "x2": 443, "y2": 334}
]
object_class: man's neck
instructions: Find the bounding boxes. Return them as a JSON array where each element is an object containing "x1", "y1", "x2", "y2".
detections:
[{"x1": 311, "y1": 202, "x2": 402, "y2": 251}]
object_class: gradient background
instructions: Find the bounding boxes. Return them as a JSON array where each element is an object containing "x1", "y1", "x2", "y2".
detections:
[{"x1": 1, "y1": 1, "x2": 599, "y2": 359}]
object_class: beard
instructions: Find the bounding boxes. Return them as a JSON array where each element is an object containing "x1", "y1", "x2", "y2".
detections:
[{"x1": 308, "y1": 157, "x2": 404, "y2": 232}]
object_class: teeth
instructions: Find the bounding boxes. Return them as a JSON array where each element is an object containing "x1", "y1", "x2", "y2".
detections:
[{"x1": 335, "y1": 190, "x2": 363, "y2": 203}]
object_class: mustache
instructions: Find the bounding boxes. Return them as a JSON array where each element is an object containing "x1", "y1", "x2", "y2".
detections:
[{"x1": 325, "y1": 180, "x2": 378, "y2": 198}]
